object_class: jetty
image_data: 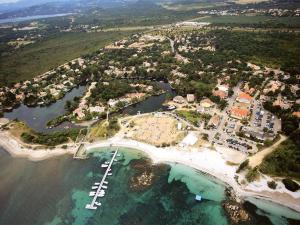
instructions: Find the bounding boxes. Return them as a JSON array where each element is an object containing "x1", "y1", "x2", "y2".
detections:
[{"x1": 85, "y1": 149, "x2": 119, "y2": 210}]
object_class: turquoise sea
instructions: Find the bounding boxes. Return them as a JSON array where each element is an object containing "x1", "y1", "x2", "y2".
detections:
[{"x1": 0, "y1": 147, "x2": 299, "y2": 225}]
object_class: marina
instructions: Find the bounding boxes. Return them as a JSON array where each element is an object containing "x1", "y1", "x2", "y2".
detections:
[{"x1": 85, "y1": 149, "x2": 119, "y2": 210}]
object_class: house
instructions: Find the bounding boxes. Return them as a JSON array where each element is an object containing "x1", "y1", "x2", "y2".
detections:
[
  {"x1": 73, "y1": 108, "x2": 85, "y2": 120},
  {"x1": 196, "y1": 106, "x2": 205, "y2": 113},
  {"x1": 89, "y1": 106, "x2": 105, "y2": 114},
  {"x1": 273, "y1": 96, "x2": 292, "y2": 110},
  {"x1": 217, "y1": 84, "x2": 229, "y2": 92},
  {"x1": 16, "y1": 93, "x2": 25, "y2": 101},
  {"x1": 186, "y1": 94, "x2": 195, "y2": 103},
  {"x1": 213, "y1": 90, "x2": 227, "y2": 99},
  {"x1": 230, "y1": 107, "x2": 249, "y2": 120},
  {"x1": 200, "y1": 98, "x2": 214, "y2": 109},
  {"x1": 173, "y1": 96, "x2": 186, "y2": 104},
  {"x1": 236, "y1": 92, "x2": 253, "y2": 104},
  {"x1": 292, "y1": 112, "x2": 300, "y2": 118},
  {"x1": 125, "y1": 93, "x2": 146, "y2": 99},
  {"x1": 209, "y1": 115, "x2": 221, "y2": 128}
]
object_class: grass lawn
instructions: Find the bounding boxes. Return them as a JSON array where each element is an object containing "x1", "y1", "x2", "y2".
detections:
[
  {"x1": 176, "y1": 110, "x2": 211, "y2": 126},
  {"x1": 88, "y1": 119, "x2": 120, "y2": 141},
  {"x1": 0, "y1": 30, "x2": 138, "y2": 84}
]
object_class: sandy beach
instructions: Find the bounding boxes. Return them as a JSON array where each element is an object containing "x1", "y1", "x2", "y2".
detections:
[
  {"x1": 0, "y1": 131, "x2": 75, "y2": 161},
  {"x1": 1, "y1": 130, "x2": 300, "y2": 213}
]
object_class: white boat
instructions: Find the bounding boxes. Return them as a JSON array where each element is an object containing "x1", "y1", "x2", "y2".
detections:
[
  {"x1": 85, "y1": 204, "x2": 97, "y2": 210},
  {"x1": 94, "y1": 182, "x2": 100, "y2": 185},
  {"x1": 103, "y1": 181, "x2": 108, "y2": 184},
  {"x1": 95, "y1": 202, "x2": 102, "y2": 206},
  {"x1": 105, "y1": 161, "x2": 109, "y2": 164},
  {"x1": 114, "y1": 159, "x2": 118, "y2": 162},
  {"x1": 167, "y1": 105, "x2": 176, "y2": 110},
  {"x1": 108, "y1": 173, "x2": 112, "y2": 176},
  {"x1": 101, "y1": 164, "x2": 108, "y2": 168},
  {"x1": 98, "y1": 190, "x2": 105, "y2": 197},
  {"x1": 89, "y1": 191, "x2": 96, "y2": 197},
  {"x1": 92, "y1": 186, "x2": 98, "y2": 190},
  {"x1": 117, "y1": 154, "x2": 121, "y2": 157},
  {"x1": 102, "y1": 185, "x2": 108, "y2": 189}
]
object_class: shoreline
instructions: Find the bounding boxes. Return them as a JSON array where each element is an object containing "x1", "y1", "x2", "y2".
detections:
[
  {"x1": 0, "y1": 131, "x2": 75, "y2": 161},
  {"x1": 1, "y1": 131, "x2": 300, "y2": 214},
  {"x1": 85, "y1": 137, "x2": 300, "y2": 214}
]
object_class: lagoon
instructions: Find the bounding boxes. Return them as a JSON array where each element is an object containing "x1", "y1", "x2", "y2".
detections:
[{"x1": 0, "y1": 13, "x2": 73, "y2": 24}]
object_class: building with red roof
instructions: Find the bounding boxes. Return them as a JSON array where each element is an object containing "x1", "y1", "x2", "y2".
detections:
[
  {"x1": 237, "y1": 92, "x2": 253, "y2": 104},
  {"x1": 230, "y1": 107, "x2": 250, "y2": 120}
]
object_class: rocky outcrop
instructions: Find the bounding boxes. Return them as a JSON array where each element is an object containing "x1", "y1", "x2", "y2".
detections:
[{"x1": 222, "y1": 188, "x2": 251, "y2": 225}]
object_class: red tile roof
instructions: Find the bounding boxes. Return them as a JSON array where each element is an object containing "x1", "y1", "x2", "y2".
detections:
[
  {"x1": 213, "y1": 90, "x2": 227, "y2": 99},
  {"x1": 238, "y1": 92, "x2": 253, "y2": 101},
  {"x1": 231, "y1": 107, "x2": 249, "y2": 118},
  {"x1": 292, "y1": 111, "x2": 300, "y2": 118}
]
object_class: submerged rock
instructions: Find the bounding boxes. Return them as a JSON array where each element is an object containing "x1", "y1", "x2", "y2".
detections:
[{"x1": 128, "y1": 158, "x2": 167, "y2": 192}]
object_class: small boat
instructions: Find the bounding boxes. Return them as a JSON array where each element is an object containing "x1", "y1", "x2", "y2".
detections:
[
  {"x1": 108, "y1": 173, "x2": 112, "y2": 176},
  {"x1": 102, "y1": 185, "x2": 108, "y2": 189},
  {"x1": 98, "y1": 190, "x2": 105, "y2": 197},
  {"x1": 103, "y1": 181, "x2": 108, "y2": 184},
  {"x1": 101, "y1": 164, "x2": 108, "y2": 168},
  {"x1": 89, "y1": 191, "x2": 96, "y2": 197},
  {"x1": 94, "y1": 182, "x2": 100, "y2": 185},
  {"x1": 195, "y1": 195, "x2": 202, "y2": 202},
  {"x1": 95, "y1": 202, "x2": 102, "y2": 206},
  {"x1": 114, "y1": 159, "x2": 118, "y2": 162},
  {"x1": 117, "y1": 154, "x2": 121, "y2": 157},
  {"x1": 105, "y1": 161, "x2": 109, "y2": 164},
  {"x1": 85, "y1": 204, "x2": 97, "y2": 210},
  {"x1": 167, "y1": 105, "x2": 176, "y2": 110},
  {"x1": 91, "y1": 186, "x2": 98, "y2": 190}
]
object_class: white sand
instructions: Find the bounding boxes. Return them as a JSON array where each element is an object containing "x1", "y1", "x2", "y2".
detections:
[{"x1": 0, "y1": 131, "x2": 75, "y2": 161}]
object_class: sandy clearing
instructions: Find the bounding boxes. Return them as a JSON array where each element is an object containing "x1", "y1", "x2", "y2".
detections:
[{"x1": 248, "y1": 135, "x2": 287, "y2": 168}]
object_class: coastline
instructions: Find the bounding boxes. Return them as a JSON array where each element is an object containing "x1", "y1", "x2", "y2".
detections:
[
  {"x1": 1, "y1": 131, "x2": 300, "y2": 214},
  {"x1": 0, "y1": 131, "x2": 75, "y2": 161},
  {"x1": 85, "y1": 137, "x2": 300, "y2": 213}
]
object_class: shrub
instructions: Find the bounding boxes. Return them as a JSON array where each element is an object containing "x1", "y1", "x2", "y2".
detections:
[
  {"x1": 282, "y1": 179, "x2": 300, "y2": 192},
  {"x1": 246, "y1": 167, "x2": 259, "y2": 182},
  {"x1": 236, "y1": 159, "x2": 249, "y2": 173},
  {"x1": 267, "y1": 180, "x2": 277, "y2": 189}
]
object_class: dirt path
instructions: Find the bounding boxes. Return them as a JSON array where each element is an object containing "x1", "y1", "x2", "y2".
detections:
[{"x1": 248, "y1": 134, "x2": 287, "y2": 168}]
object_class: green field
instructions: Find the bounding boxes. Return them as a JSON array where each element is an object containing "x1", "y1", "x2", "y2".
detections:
[
  {"x1": 0, "y1": 31, "x2": 137, "y2": 84},
  {"x1": 196, "y1": 15, "x2": 300, "y2": 27}
]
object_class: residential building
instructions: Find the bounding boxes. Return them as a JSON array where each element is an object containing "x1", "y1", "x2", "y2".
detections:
[
  {"x1": 173, "y1": 96, "x2": 186, "y2": 104},
  {"x1": 237, "y1": 92, "x2": 253, "y2": 104},
  {"x1": 186, "y1": 94, "x2": 195, "y2": 103},
  {"x1": 230, "y1": 107, "x2": 249, "y2": 120}
]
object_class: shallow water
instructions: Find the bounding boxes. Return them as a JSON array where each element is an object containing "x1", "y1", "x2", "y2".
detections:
[{"x1": 0, "y1": 147, "x2": 299, "y2": 225}]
